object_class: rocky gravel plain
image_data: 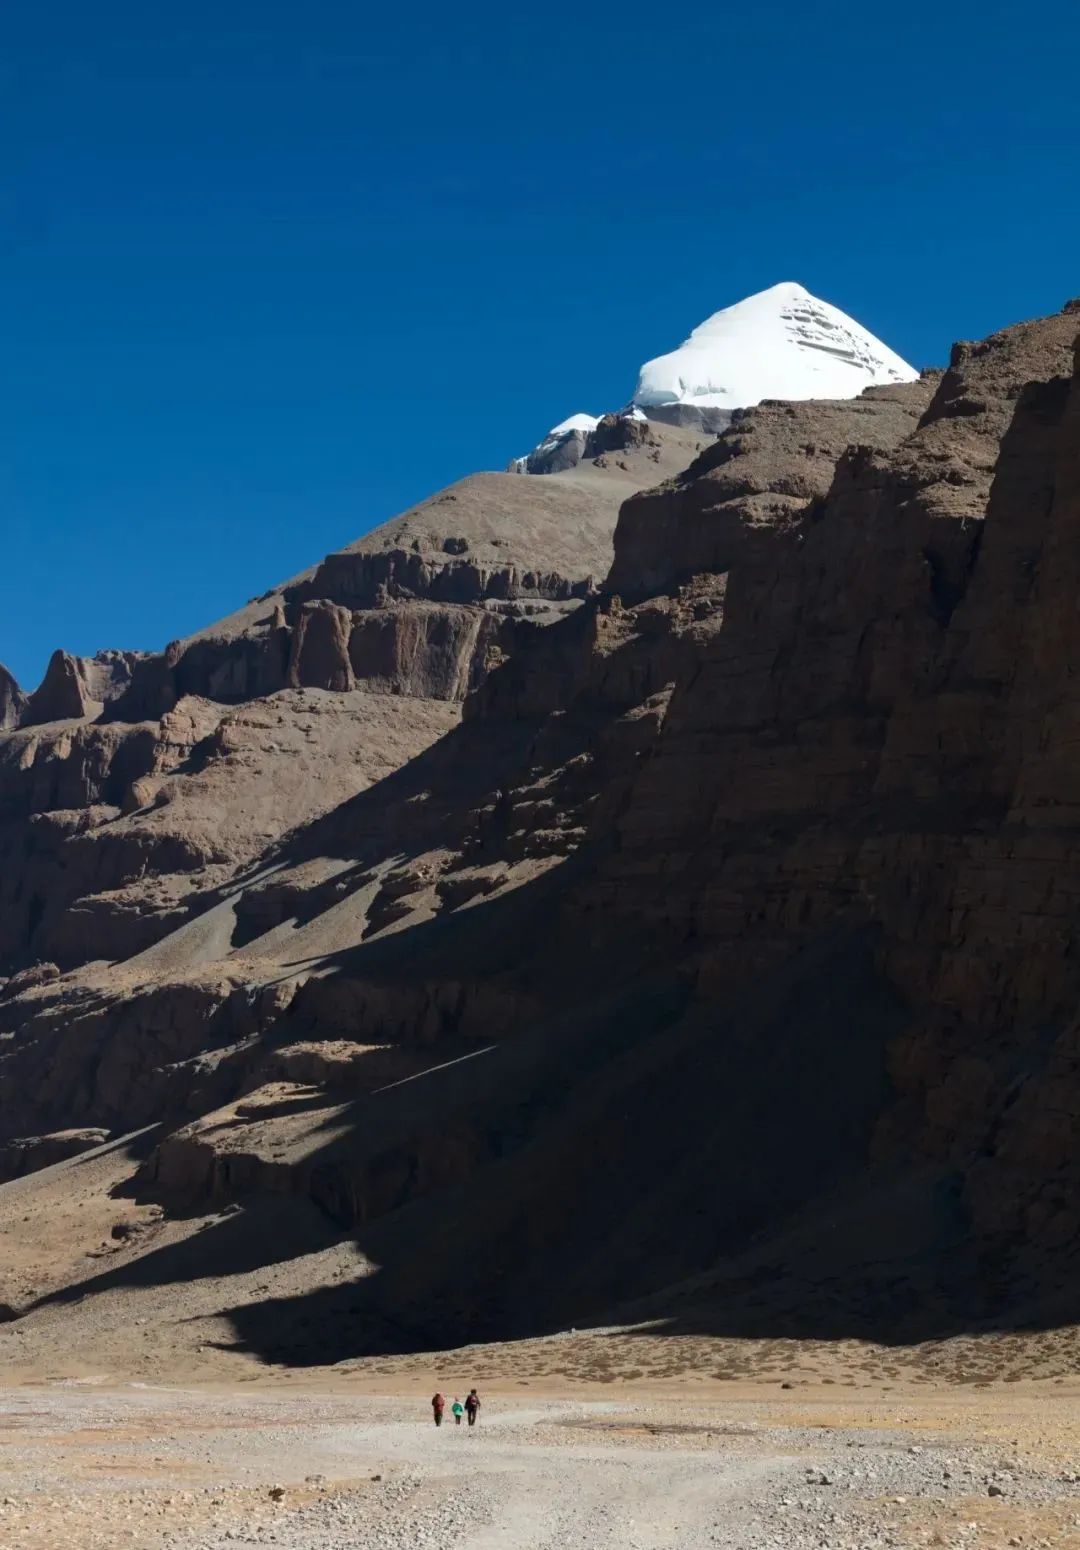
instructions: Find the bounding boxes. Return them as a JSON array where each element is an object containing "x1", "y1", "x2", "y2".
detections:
[{"x1": 3, "y1": 1381, "x2": 1080, "y2": 1549}]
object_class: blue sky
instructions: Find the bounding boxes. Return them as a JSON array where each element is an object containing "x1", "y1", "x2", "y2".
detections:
[{"x1": 4, "y1": 0, "x2": 1080, "y2": 689}]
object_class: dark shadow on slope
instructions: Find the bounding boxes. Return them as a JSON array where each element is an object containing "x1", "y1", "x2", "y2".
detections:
[
  {"x1": 214, "y1": 918, "x2": 1080, "y2": 1364},
  {"x1": 282, "y1": 825, "x2": 619, "y2": 988},
  {"x1": 30, "y1": 908, "x2": 1079, "y2": 1362},
  {"x1": 210, "y1": 925, "x2": 934, "y2": 1365},
  {"x1": 22, "y1": 1195, "x2": 339, "y2": 1314},
  {"x1": 138, "y1": 712, "x2": 547, "y2": 960},
  {"x1": 152, "y1": 593, "x2": 681, "y2": 963}
]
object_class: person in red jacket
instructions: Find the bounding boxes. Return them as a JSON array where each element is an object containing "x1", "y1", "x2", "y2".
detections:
[
  {"x1": 464, "y1": 1389, "x2": 480, "y2": 1427},
  {"x1": 431, "y1": 1391, "x2": 446, "y2": 1427}
]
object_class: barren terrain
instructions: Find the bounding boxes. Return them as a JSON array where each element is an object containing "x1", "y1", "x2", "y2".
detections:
[
  {"x1": 5, "y1": 1128, "x2": 1080, "y2": 1548},
  {"x1": 5, "y1": 1375, "x2": 1080, "y2": 1549}
]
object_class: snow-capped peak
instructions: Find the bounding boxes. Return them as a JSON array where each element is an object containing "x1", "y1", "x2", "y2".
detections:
[{"x1": 633, "y1": 281, "x2": 918, "y2": 412}]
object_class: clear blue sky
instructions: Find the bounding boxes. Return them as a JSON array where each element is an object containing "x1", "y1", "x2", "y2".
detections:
[{"x1": 5, "y1": 0, "x2": 1080, "y2": 689}]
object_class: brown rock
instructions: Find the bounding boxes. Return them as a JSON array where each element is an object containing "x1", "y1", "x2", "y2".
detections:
[
  {"x1": 0, "y1": 1127, "x2": 108, "y2": 1182},
  {"x1": 21, "y1": 650, "x2": 94, "y2": 726},
  {"x1": 0, "y1": 663, "x2": 25, "y2": 730},
  {"x1": 77, "y1": 649, "x2": 144, "y2": 705},
  {"x1": 583, "y1": 412, "x2": 658, "y2": 458},
  {"x1": 287, "y1": 601, "x2": 356, "y2": 691},
  {"x1": 607, "y1": 378, "x2": 936, "y2": 601}
]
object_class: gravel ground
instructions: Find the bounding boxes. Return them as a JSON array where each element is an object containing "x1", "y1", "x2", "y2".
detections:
[{"x1": 2, "y1": 1384, "x2": 1080, "y2": 1549}]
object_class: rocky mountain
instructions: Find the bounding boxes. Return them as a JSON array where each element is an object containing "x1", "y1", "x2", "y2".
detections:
[
  {"x1": 10, "y1": 285, "x2": 1080, "y2": 1374},
  {"x1": 0, "y1": 420, "x2": 703, "y2": 972}
]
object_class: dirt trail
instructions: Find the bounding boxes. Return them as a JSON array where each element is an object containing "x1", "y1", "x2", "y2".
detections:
[{"x1": 3, "y1": 1381, "x2": 1080, "y2": 1549}]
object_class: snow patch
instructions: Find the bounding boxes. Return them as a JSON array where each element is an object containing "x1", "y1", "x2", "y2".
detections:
[
  {"x1": 512, "y1": 412, "x2": 600, "y2": 470},
  {"x1": 535, "y1": 412, "x2": 600, "y2": 451}
]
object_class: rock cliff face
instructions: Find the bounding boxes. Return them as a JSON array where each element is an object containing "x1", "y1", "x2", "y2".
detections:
[
  {"x1": 5, "y1": 300, "x2": 1080, "y2": 1362},
  {"x1": 0, "y1": 664, "x2": 25, "y2": 730},
  {"x1": 0, "y1": 691, "x2": 460, "y2": 968},
  {"x1": 607, "y1": 382, "x2": 936, "y2": 601},
  {"x1": 0, "y1": 420, "x2": 699, "y2": 971},
  {"x1": 19, "y1": 648, "x2": 143, "y2": 727},
  {"x1": 21, "y1": 650, "x2": 95, "y2": 726}
]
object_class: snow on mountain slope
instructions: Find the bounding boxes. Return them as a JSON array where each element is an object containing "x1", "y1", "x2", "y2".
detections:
[
  {"x1": 633, "y1": 281, "x2": 918, "y2": 411},
  {"x1": 511, "y1": 412, "x2": 600, "y2": 471},
  {"x1": 541, "y1": 412, "x2": 602, "y2": 442}
]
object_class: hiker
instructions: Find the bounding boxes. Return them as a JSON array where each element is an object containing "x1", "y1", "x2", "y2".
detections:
[
  {"x1": 451, "y1": 1397, "x2": 464, "y2": 1426},
  {"x1": 431, "y1": 1391, "x2": 446, "y2": 1427},
  {"x1": 465, "y1": 1388, "x2": 480, "y2": 1427}
]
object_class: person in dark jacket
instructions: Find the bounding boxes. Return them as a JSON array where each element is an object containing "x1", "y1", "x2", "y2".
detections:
[{"x1": 464, "y1": 1389, "x2": 480, "y2": 1427}]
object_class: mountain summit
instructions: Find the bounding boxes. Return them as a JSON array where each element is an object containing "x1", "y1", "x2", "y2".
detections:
[
  {"x1": 633, "y1": 280, "x2": 918, "y2": 413},
  {"x1": 517, "y1": 281, "x2": 918, "y2": 462}
]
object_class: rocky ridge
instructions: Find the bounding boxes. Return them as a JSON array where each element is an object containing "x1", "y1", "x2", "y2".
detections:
[{"x1": 0, "y1": 422, "x2": 700, "y2": 972}]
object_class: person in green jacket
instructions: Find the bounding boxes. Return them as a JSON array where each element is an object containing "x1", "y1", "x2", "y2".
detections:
[{"x1": 451, "y1": 1397, "x2": 464, "y2": 1426}]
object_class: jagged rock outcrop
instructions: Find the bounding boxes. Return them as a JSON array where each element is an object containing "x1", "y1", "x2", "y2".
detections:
[
  {"x1": 583, "y1": 412, "x2": 658, "y2": 459},
  {"x1": 108, "y1": 622, "x2": 292, "y2": 722},
  {"x1": 3, "y1": 651, "x2": 141, "y2": 733},
  {"x1": 0, "y1": 1127, "x2": 108, "y2": 1183},
  {"x1": 78, "y1": 649, "x2": 144, "y2": 705},
  {"x1": 287, "y1": 601, "x2": 356, "y2": 692},
  {"x1": 608, "y1": 380, "x2": 937, "y2": 601},
  {"x1": 94, "y1": 424, "x2": 703, "y2": 725},
  {"x1": 516, "y1": 412, "x2": 660, "y2": 474},
  {"x1": 21, "y1": 650, "x2": 94, "y2": 726},
  {"x1": 0, "y1": 664, "x2": 25, "y2": 730},
  {"x1": 517, "y1": 426, "x2": 593, "y2": 475}
]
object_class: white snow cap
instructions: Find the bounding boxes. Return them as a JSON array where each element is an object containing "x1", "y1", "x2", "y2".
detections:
[{"x1": 633, "y1": 281, "x2": 918, "y2": 411}]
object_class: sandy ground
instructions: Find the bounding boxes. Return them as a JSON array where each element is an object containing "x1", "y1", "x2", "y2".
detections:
[{"x1": 3, "y1": 1377, "x2": 1080, "y2": 1549}]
